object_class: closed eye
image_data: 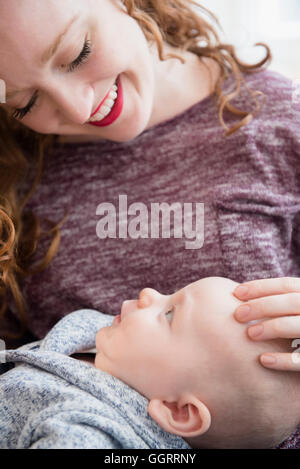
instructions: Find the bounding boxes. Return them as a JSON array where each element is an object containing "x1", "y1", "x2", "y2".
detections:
[
  {"x1": 11, "y1": 39, "x2": 92, "y2": 121},
  {"x1": 66, "y1": 39, "x2": 92, "y2": 72},
  {"x1": 165, "y1": 307, "x2": 174, "y2": 324}
]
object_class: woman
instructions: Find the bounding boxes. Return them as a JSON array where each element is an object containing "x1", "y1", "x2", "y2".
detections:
[{"x1": 0, "y1": 0, "x2": 300, "y2": 447}]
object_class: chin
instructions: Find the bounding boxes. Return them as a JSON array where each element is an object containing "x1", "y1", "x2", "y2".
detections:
[{"x1": 100, "y1": 110, "x2": 152, "y2": 143}]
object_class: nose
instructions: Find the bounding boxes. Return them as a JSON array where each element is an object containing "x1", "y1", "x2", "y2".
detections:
[
  {"x1": 138, "y1": 288, "x2": 161, "y2": 308},
  {"x1": 43, "y1": 78, "x2": 94, "y2": 125},
  {"x1": 121, "y1": 288, "x2": 171, "y2": 322},
  {"x1": 120, "y1": 288, "x2": 161, "y2": 319}
]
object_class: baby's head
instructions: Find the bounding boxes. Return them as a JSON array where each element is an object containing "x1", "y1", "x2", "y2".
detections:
[{"x1": 95, "y1": 277, "x2": 300, "y2": 448}]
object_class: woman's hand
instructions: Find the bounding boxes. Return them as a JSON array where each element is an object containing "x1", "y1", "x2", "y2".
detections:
[{"x1": 233, "y1": 277, "x2": 300, "y2": 371}]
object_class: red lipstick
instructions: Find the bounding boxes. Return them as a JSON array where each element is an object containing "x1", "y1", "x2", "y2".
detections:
[{"x1": 88, "y1": 75, "x2": 123, "y2": 127}]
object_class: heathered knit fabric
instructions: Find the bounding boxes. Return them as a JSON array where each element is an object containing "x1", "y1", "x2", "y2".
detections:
[{"x1": 0, "y1": 310, "x2": 192, "y2": 449}]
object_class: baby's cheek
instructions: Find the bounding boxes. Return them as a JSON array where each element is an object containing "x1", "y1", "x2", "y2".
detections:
[{"x1": 122, "y1": 320, "x2": 147, "y2": 347}]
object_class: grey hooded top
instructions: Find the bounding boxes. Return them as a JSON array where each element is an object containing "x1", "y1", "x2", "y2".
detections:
[{"x1": 0, "y1": 309, "x2": 192, "y2": 449}]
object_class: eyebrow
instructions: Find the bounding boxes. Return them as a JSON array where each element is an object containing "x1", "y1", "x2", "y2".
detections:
[
  {"x1": 40, "y1": 15, "x2": 79, "y2": 65},
  {"x1": 5, "y1": 15, "x2": 79, "y2": 101}
]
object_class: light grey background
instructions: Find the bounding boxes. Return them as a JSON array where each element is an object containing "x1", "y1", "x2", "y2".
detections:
[{"x1": 198, "y1": 0, "x2": 300, "y2": 80}]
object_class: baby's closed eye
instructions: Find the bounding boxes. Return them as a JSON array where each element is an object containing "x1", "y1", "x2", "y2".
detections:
[{"x1": 165, "y1": 307, "x2": 175, "y2": 323}]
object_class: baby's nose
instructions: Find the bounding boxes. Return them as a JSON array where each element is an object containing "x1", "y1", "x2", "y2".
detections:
[{"x1": 138, "y1": 288, "x2": 161, "y2": 308}]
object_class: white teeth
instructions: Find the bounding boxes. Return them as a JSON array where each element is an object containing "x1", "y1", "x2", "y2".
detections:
[
  {"x1": 104, "y1": 98, "x2": 115, "y2": 107},
  {"x1": 89, "y1": 82, "x2": 119, "y2": 122},
  {"x1": 108, "y1": 90, "x2": 117, "y2": 100}
]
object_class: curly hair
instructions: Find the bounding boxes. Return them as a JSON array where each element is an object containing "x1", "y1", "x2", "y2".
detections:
[{"x1": 0, "y1": 0, "x2": 272, "y2": 340}]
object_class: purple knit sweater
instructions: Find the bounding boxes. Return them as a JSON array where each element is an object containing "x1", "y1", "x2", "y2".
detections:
[{"x1": 4, "y1": 68, "x2": 300, "y2": 447}]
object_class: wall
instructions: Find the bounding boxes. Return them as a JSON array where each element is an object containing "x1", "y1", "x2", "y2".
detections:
[{"x1": 197, "y1": 0, "x2": 300, "y2": 80}]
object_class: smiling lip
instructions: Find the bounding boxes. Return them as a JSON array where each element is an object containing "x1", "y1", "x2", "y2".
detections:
[{"x1": 88, "y1": 75, "x2": 123, "y2": 127}]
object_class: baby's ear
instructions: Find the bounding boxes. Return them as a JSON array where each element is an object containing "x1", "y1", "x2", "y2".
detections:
[{"x1": 147, "y1": 393, "x2": 211, "y2": 438}]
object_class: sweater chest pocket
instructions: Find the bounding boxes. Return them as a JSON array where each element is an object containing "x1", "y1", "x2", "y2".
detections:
[{"x1": 214, "y1": 189, "x2": 300, "y2": 283}]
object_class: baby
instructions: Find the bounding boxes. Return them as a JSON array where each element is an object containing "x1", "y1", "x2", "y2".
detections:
[
  {"x1": 1, "y1": 277, "x2": 299, "y2": 449},
  {"x1": 94, "y1": 277, "x2": 300, "y2": 449}
]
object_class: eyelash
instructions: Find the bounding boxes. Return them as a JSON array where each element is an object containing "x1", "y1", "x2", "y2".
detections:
[
  {"x1": 165, "y1": 307, "x2": 175, "y2": 324},
  {"x1": 12, "y1": 39, "x2": 92, "y2": 121},
  {"x1": 66, "y1": 39, "x2": 92, "y2": 73}
]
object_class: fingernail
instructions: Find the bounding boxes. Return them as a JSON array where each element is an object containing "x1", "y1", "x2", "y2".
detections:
[
  {"x1": 234, "y1": 285, "x2": 249, "y2": 298},
  {"x1": 261, "y1": 354, "x2": 277, "y2": 366},
  {"x1": 248, "y1": 324, "x2": 264, "y2": 338},
  {"x1": 235, "y1": 304, "x2": 251, "y2": 320}
]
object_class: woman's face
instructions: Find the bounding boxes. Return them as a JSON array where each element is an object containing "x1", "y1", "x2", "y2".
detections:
[{"x1": 0, "y1": 0, "x2": 156, "y2": 141}]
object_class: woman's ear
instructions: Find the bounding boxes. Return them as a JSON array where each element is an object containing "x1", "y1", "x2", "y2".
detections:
[{"x1": 147, "y1": 393, "x2": 211, "y2": 438}]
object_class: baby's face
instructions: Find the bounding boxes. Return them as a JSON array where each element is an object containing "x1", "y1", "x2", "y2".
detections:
[{"x1": 95, "y1": 277, "x2": 246, "y2": 399}]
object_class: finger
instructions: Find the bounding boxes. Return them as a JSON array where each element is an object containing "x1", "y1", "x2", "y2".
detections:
[
  {"x1": 234, "y1": 292, "x2": 300, "y2": 322},
  {"x1": 260, "y1": 353, "x2": 300, "y2": 371},
  {"x1": 234, "y1": 277, "x2": 300, "y2": 300},
  {"x1": 248, "y1": 316, "x2": 300, "y2": 340}
]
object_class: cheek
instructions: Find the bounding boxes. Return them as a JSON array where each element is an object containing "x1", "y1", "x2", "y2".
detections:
[
  {"x1": 21, "y1": 106, "x2": 57, "y2": 133},
  {"x1": 113, "y1": 320, "x2": 155, "y2": 364},
  {"x1": 23, "y1": 120, "x2": 53, "y2": 134},
  {"x1": 121, "y1": 321, "x2": 145, "y2": 351},
  {"x1": 88, "y1": 41, "x2": 123, "y2": 78}
]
